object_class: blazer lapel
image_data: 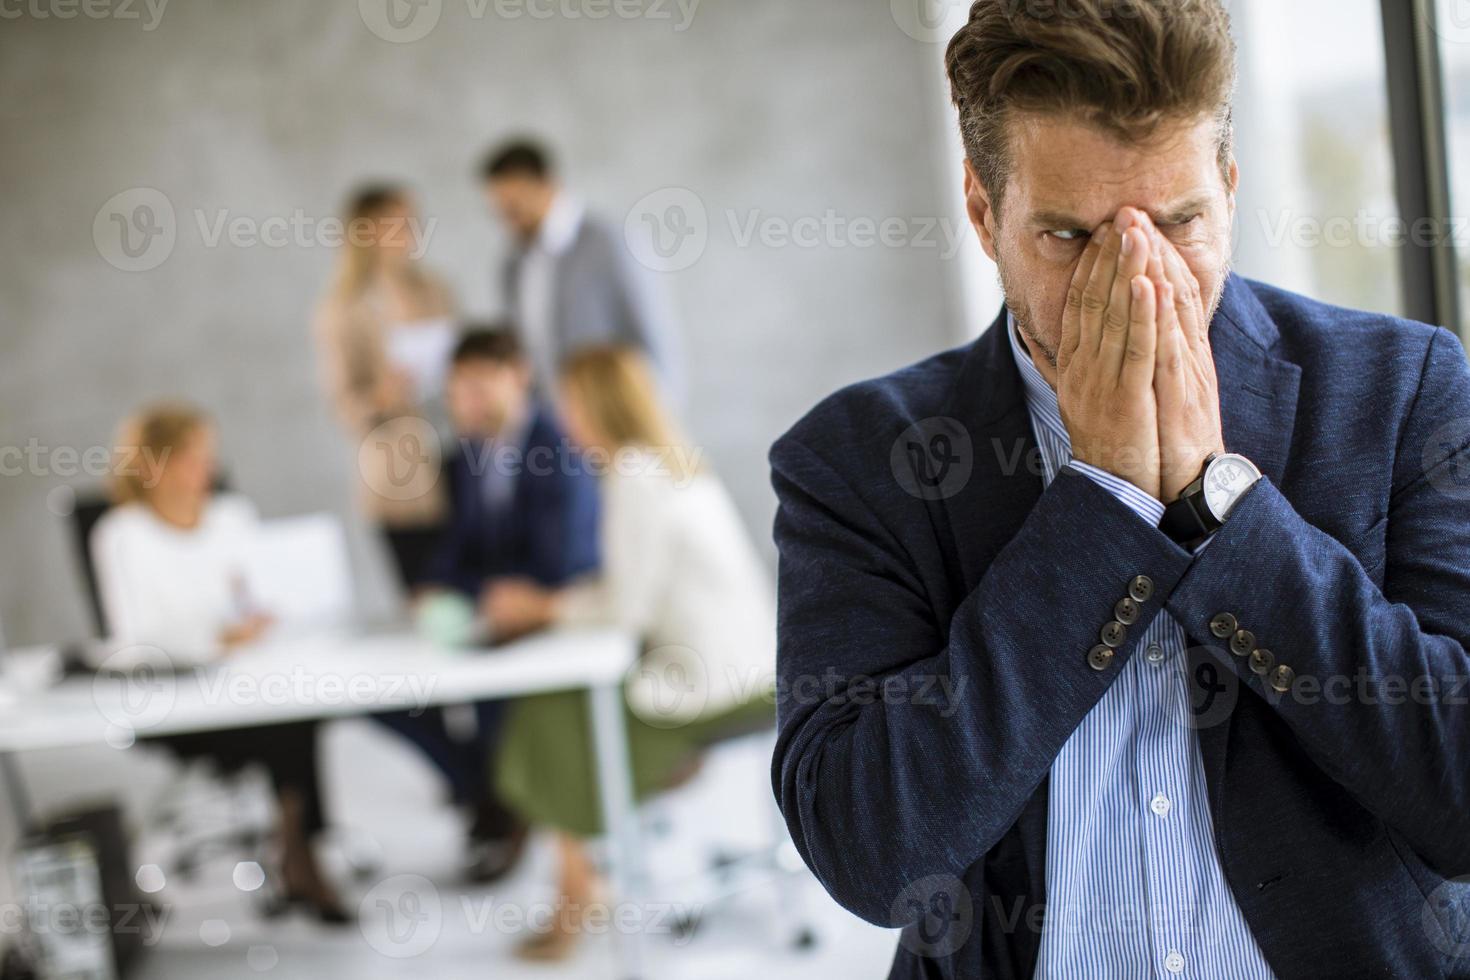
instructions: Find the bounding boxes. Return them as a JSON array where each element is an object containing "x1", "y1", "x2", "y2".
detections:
[
  {"x1": 1210, "y1": 274, "x2": 1302, "y2": 489},
  {"x1": 936, "y1": 311, "x2": 1045, "y2": 595},
  {"x1": 1192, "y1": 274, "x2": 1303, "y2": 806}
]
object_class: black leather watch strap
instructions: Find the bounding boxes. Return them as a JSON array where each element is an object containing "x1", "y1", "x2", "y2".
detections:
[{"x1": 1160, "y1": 494, "x2": 1213, "y2": 546}]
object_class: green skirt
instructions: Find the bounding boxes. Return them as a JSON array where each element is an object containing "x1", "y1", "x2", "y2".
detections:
[{"x1": 495, "y1": 688, "x2": 775, "y2": 837}]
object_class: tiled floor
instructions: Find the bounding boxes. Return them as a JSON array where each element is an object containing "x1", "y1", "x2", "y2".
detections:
[{"x1": 126, "y1": 718, "x2": 899, "y2": 979}]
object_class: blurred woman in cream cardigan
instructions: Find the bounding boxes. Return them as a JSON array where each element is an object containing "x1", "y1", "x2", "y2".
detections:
[
  {"x1": 482, "y1": 346, "x2": 776, "y2": 960},
  {"x1": 314, "y1": 183, "x2": 455, "y2": 588}
]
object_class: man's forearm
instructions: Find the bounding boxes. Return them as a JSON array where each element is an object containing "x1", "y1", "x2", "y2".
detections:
[
  {"x1": 1163, "y1": 476, "x2": 1470, "y2": 876},
  {"x1": 774, "y1": 453, "x2": 1194, "y2": 923}
]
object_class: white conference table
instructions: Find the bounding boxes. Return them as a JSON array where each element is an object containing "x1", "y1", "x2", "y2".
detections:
[{"x1": 0, "y1": 625, "x2": 649, "y2": 978}]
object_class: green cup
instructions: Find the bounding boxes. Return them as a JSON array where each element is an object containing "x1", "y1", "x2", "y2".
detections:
[{"x1": 414, "y1": 592, "x2": 481, "y2": 650}]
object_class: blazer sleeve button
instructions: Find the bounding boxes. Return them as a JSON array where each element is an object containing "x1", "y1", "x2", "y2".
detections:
[
  {"x1": 1114, "y1": 597, "x2": 1141, "y2": 625},
  {"x1": 1249, "y1": 648, "x2": 1276, "y2": 676}
]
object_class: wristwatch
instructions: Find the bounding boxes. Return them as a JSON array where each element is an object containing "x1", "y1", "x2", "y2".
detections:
[{"x1": 1160, "y1": 452, "x2": 1262, "y2": 546}]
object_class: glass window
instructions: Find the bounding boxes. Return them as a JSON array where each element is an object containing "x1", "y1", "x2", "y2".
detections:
[
  {"x1": 1226, "y1": 0, "x2": 1404, "y2": 318},
  {"x1": 1435, "y1": 0, "x2": 1470, "y2": 337}
]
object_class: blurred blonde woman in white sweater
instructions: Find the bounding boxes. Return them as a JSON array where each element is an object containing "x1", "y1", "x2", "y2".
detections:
[
  {"x1": 483, "y1": 347, "x2": 776, "y2": 960},
  {"x1": 90, "y1": 403, "x2": 346, "y2": 923}
]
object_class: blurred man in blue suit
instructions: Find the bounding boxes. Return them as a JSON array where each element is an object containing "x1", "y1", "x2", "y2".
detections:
[
  {"x1": 429, "y1": 326, "x2": 600, "y2": 599},
  {"x1": 770, "y1": 2, "x2": 1470, "y2": 978},
  {"x1": 379, "y1": 325, "x2": 599, "y2": 882}
]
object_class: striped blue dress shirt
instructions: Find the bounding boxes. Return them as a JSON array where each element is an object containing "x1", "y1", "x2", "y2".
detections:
[{"x1": 1005, "y1": 320, "x2": 1275, "y2": 979}]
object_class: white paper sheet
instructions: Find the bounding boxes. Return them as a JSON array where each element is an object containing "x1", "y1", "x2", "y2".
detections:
[{"x1": 386, "y1": 317, "x2": 458, "y2": 401}]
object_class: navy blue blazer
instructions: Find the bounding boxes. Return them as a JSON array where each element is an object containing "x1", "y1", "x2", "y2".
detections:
[
  {"x1": 769, "y1": 274, "x2": 1470, "y2": 979},
  {"x1": 429, "y1": 406, "x2": 599, "y2": 595}
]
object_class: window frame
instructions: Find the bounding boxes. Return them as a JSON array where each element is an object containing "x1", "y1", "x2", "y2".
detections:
[{"x1": 1380, "y1": 0, "x2": 1463, "y2": 335}]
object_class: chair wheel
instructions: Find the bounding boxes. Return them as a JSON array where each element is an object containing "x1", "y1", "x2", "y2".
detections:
[{"x1": 258, "y1": 893, "x2": 290, "y2": 920}]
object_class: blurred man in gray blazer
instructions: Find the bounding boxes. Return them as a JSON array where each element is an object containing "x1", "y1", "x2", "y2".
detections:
[{"x1": 481, "y1": 140, "x2": 683, "y2": 402}]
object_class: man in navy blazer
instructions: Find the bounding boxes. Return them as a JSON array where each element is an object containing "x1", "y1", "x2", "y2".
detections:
[
  {"x1": 378, "y1": 326, "x2": 599, "y2": 882},
  {"x1": 428, "y1": 335, "x2": 599, "y2": 597},
  {"x1": 770, "y1": 3, "x2": 1470, "y2": 978}
]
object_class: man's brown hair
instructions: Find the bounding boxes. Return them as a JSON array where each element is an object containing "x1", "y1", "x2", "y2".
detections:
[
  {"x1": 452, "y1": 323, "x2": 524, "y2": 366},
  {"x1": 945, "y1": 0, "x2": 1237, "y2": 218}
]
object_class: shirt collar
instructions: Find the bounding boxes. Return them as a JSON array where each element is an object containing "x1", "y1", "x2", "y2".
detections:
[
  {"x1": 497, "y1": 405, "x2": 535, "y2": 456},
  {"x1": 465, "y1": 405, "x2": 534, "y2": 465},
  {"x1": 535, "y1": 192, "x2": 584, "y2": 256},
  {"x1": 1006, "y1": 312, "x2": 1062, "y2": 419}
]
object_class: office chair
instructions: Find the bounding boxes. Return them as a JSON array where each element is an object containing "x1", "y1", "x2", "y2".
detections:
[{"x1": 631, "y1": 713, "x2": 818, "y2": 953}]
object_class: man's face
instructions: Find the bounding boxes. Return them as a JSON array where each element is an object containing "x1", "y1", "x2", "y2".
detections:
[
  {"x1": 966, "y1": 113, "x2": 1238, "y2": 384},
  {"x1": 447, "y1": 359, "x2": 530, "y2": 439},
  {"x1": 485, "y1": 175, "x2": 555, "y2": 241}
]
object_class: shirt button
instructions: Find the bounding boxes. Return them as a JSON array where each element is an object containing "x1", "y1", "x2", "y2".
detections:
[
  {"x1": 1165, "y1": 950, "x2": 1185, "y2": 974},
  {"x1": 1145, "y1": 643, "x2": 1165, "y2": 665},
  {"x1": 1149, "y1": 792, "x2": 1171, "y2": 817}
]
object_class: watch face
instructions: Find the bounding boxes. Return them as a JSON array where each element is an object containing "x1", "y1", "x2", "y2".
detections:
[{"x1": 1202, "y1": 454, "x2": 1261, "y2": 521}]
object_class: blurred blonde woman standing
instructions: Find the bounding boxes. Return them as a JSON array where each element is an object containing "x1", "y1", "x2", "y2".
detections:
[
  {"x1": 482, "y1": 347, "x2": 776, "y2": 961},
  {"x1": 314, "y1": 184, "x2": 455, "y2": 588}
]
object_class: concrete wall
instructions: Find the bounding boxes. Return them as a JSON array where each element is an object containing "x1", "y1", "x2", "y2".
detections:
[
  {"x1": 0, "y1": 0, "x2": 971, "y2": 647},
  {"x1": 0, "y1": 0, "x2": 974, "y2": 911}
]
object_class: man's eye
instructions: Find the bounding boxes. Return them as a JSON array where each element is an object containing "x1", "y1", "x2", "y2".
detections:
[
  {"x1": 1162, "y1": 215, "x2": 1202, "y2": 229},
  {"x1": 1047, "y1": 229, "x2": 1088, "y2": 242}
]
